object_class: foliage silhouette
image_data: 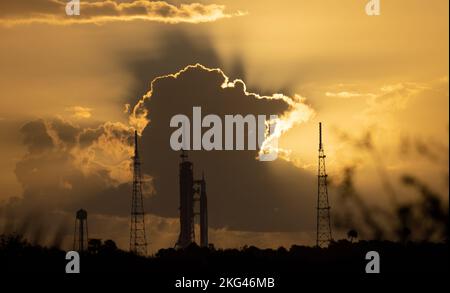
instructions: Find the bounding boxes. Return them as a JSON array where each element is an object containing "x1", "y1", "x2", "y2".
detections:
[{"x1": 0, "y1": 234, "x2": 447, "y2": 273}]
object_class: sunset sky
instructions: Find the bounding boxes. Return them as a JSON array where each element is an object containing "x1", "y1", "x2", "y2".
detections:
[{"x1": 0, "y1": 0, "x2": 448, "y2": 253}]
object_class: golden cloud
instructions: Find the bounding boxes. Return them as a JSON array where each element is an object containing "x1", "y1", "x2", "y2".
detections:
[
  {"x1": 325, "y1": 91, "x2": 377, "y2": 99},
  {"x1": 66, "y1": 106, "x2": 93, "y2": 119},
  {"x1": 0, "y1": 0, "x2": 246, "y2": 26}
]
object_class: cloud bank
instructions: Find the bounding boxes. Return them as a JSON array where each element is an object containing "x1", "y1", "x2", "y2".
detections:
[
  {"x1": 0, "y1": 0, "x2": 245, "y2": 26},
  {"x1": 2, "y1": 63, "x2": 316, "y2": 251}
]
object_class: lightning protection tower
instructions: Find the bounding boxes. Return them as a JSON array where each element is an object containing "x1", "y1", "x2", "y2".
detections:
[
  {"x1": 316, "y1": 122, "x2": 333, "y2": 248},
  {"x1": 130, "y1": 130, "x2": 148, "y2": 256}
]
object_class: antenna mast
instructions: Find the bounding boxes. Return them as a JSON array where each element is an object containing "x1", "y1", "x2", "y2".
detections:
[
  {"x1": 130, "y1": 130, "x2": 148, "y2": 255},
  {"x1": 316, "y1": 122, "x2": 332, "y2": 247}
]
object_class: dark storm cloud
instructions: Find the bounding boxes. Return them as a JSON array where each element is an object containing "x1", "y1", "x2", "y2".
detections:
[
  {"x1": 79, "y1": 126, "x2": 104, "y2": 148},
  {"x1": 12, "y1": 118, "x2": 133, "y2": 213},
  {"x1": 20, "y1": 118, "x2": 81, "y2": 153},
  {"x1": 51, "y1": 118, "x2": 80, "y2": 148},
  {"x1": 20, "y1": 119, "x2": 54, "y2": 154},
  {"x1": 129, "y1": 64, "x2": 316, "y2": 232},
  {"x1": 4, "y1": 26, "x2": 315, "y2": 236},
  {"x1": 7, "y1": 62, "x2": 316, "y2": 234},
  {"x1": 4, "y1": 118, "x2": 140, "y2": 248}
]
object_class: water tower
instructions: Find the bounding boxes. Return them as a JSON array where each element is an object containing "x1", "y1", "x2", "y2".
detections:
[{"x1": 73, "y1": 209, "x2": 88, "y2": 252}]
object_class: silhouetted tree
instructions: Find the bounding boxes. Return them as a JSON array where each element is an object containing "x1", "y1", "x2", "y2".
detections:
[
  {"x1": 88, "y1": 239, "x2": 102, "y2": 254},
  {"x1": 102, "y1": 239, "x2": 118, "y2": 252},
  {"x1": 1, "y1": 233, "x2": 448, "y2": 273},
  {"x1": 347, "y1": 229, "x2": 358, "y2": 243}
]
